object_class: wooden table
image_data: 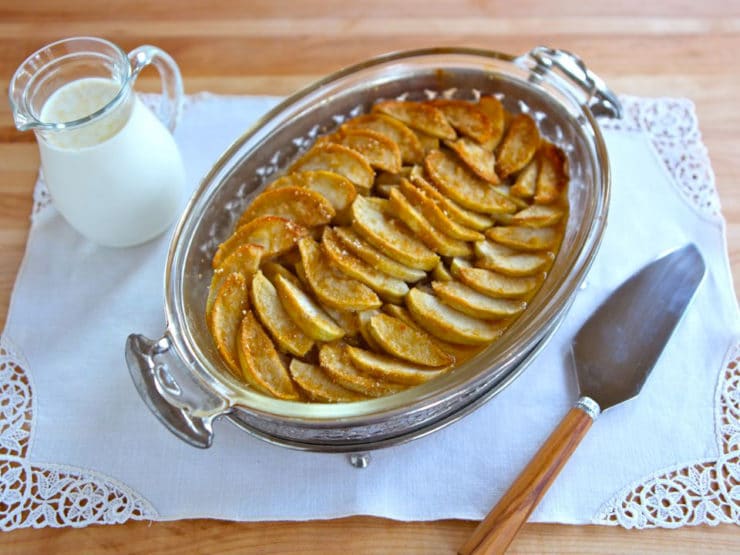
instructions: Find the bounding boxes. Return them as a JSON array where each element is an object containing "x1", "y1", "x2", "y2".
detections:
[{"x1": 1, "y1": 1, "x2": 738, "y2": 553}]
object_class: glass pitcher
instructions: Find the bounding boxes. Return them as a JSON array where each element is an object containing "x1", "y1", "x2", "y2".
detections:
[{"x1": 9, "y1": 36, "x2": 186, "y2": 247}]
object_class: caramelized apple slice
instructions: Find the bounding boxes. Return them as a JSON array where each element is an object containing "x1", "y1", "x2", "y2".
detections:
[
  {"x1": 261, "y1": 261, "x2": 302, "y2": 288},
  {"x1": 298, "y1": 236, "x2": 382, "y2": 311},
  {"x1": 272, "y1": 273, "x2": 345, "y2": 341},
  {"x1": 456, "y1": 266, "x2": 543, "y2": 299},
  {"x1": 478, "y1": 96, "x2": 506, "y2": 150},
  {"x1": 351, "y1": 196, "x2": 439, "y2": 271},
  {"x1": 333, "y1": 226, "x2": 426, "y2": 282},
  {"x1": 430, "y1": 99, "x2": 496, "y2": 145},
  {"x1": 475, "y1": 240, "x2": 554, "y2": 276},
  {"x1": 251, "y1": 271, "x2": 314, "y2": 357},
  {"x1": 237, "y1": 310, "x2": 300, "y2": 400},
  {"x1": 323, "y1": 128, "x2": 402, "y2": 173},
  {"x1": 510, "y1": 204, "x2": 565, "y2": 228},
  {"x1": 495, "y1": 113, "x2": 540, "y2": 178},
  {"x1": 290, "y1": 143, "x2": 374, "y2": 192},
  {"x1": 535, "y1": 142, "x2": 568, "y2": 204},
  {"x1": 342, "y1": 113, "x2": 424, "y2": 165},
  {"x1": 207, "y1": 243, "x2": 263, "y2": 314},
  {"x1": 432, "y1": 280, "x2": 527, "y2": 319},
  {"x1": 510, "y1": 158, "x2": 538, "y2": 198},
  {"x1": 413, "y1": 129, "x2": 440, "y2": 154},
  {"x1": 486, "y1": 225, "x2": 559, "y2": 251},
  {"x1": 357, "y1": 309, "x2": 384, "y2": 352},
  {"x1": 319, "y1": 343, "x2": 406, "y2": 397},
  {"x1": 288, "y1": 359, "x2": 367, "y2": 403},
  {"x1": 373, "y1": 100, "x2": 456, "y2": 140},
  {"x1": 386, "y1": 187, "x2": 472, "y2": 257},
  {"x1": 237, "y1": 186, "x2": 335, "y2": 229},
  {"x1": 266, "y1": 170, "x2": 357, "y2": 214},
  {"x1": 424, "y1": 150, "x2": 517, "y2": 215},
  {"x1": 382, "y1": 303, "x2": 480, "y2": 360},
  {"x1": 322, "y1": 227, "x2": 409, "y2": 303},
  {"x1": 346, "y1": 346, "x2": 449, "y2": 385},
  {"x1": 207, "y1": 272, "x2": 249, "y2": 376},
  {"x1": 397, "y1": 179, "x2": 483, "y2": 242},
  {"x1": 432, "y1": 261, "x2": 453, "y2": 282},
  {"x1": 444, "y1": 137, "x2": 499, "y2": 183},
  {"x1": 213, "y1": 216, "x2": 307, "y2": 267},
  {"x1": 408, "y1": 166, "x2": 494, "y2": 230},
  {"x1": 405, "y1": 288, "x2": 508, "y2": 345},
  {"x1": 368, "y1": 312, "x2": 453, "y2": 367}
]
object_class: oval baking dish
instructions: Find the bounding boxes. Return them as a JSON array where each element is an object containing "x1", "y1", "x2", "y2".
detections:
[{"x1": 126, "y1": 46, "x2": 621, "y2": 452}]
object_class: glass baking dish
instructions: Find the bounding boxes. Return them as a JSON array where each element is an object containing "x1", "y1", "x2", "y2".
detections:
[{"x1": 126, "y1": 46, "x2": 621, "y2": 452}]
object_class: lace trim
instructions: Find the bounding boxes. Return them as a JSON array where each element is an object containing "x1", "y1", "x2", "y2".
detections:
[
  {"x1": 594, "y1": 340, "x2": 740, "y2": 528},
  {"x1": 13, "y1": 94, "x2": 735, "y2": 530},
  {"x1": 599, "y1": 95, "x2": 721, "y2": 220},
  {"x1": 0, "y1": 337, "x2": 158, "y2": 530}
]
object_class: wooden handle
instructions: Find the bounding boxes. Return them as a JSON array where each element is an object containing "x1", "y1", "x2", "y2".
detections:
[{"x1": 458, "y1": 406, "x2": 594, "y2": 555}]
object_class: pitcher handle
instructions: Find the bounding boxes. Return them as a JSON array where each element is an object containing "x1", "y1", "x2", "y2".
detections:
[{"x1": 128, "y1": 45, "x2": 184, "y2": 132}]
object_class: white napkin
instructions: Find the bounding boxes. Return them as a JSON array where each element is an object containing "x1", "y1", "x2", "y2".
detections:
[{"x1": 2, "y1": 93, "x2": 738, "y2": 528}]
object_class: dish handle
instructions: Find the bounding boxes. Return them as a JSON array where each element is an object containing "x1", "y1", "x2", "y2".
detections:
[
  {"x1": 522, "y1": 46, "x2": 622, "y2": 120},
  {"x1": 125, "y1": 332, "x2": 231, "y2": 448}
]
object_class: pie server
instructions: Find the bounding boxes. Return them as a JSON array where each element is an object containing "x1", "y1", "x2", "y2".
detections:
[{"x1": 459, "y1": 243, "x2": 706, "y2": 555}]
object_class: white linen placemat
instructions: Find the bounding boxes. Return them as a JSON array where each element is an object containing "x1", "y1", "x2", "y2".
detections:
[{"x1": 1, "y1": 93, "x2": 738, "y2": 530}]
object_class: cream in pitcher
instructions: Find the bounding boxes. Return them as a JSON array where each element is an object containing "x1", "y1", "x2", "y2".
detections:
[{"x1": 9, "y1": 37, "x2": 186, "y2": 247}]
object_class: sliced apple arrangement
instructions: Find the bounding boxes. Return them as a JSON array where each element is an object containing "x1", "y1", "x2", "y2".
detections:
[{"x1": 206, "y1": 96, "x2": 568, "y2": 402}]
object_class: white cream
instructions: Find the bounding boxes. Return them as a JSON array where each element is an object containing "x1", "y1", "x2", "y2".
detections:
[{"x1": 38, "y1": 77, "x2": 185, "y2": 247}]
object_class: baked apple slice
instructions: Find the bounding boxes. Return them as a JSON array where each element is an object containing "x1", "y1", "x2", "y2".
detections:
[
  {"x1": 397, "y1": 179, "x2": 483, "y2": 241},
  {"x1": 298, "y1": 236, "x2": 382, "y2": 311},
  {"x1": 350, "y1": 196, "x2": 439, "y2": 271},
  {"x1": 322, "y1": 128, "x2": 402, "y2": 173},
  {"x1": 357, "y1": 309, "x2": 384, "y2": 352},
  {"x1": 424, "y1": 149, "x2": 517, "y2": 215},
  {"x1": 345, "y1": 346, "x2": 449, "y2": 385},
  {"x1": 237, "y1": 186, "x2": 335, "y2": 229},
  {"x1": 510, "y1": 159, "x2": 539, "y2": 199},
  {"x1": 455, "y1": 265, "x2": 543, "y2": 299},
  {"x1": 444, "y1": 136, "x2": 499, "y2": 183},
  {"x1": 486, "y1": 225, "x2": 559, "y2": 251},
  {"x1": 431, "y1": 280, "x2": 527, "y2": 319},
  {"x1": 332, "y1": 226, "x2": 426, "y2": 282},
  {"x1": 495, "y1": 113, "x2": 540, "y2": 178},
  {"x1": 474, "y1": 240, "x2": 554, "y2": 276},
  {"x1": 207, "y1": 243, "x2": 263, "y2": 313},
  {"x1": 288, "y1": 359, "x2": 367, "y2": 403},
  {"x1": 251, "y1": 271, "x2": 314, "y2": 357},
  {"x1": 430, "y1": 99, "x2": 496, "y2": 145},
  {"x1": 373, "y1": 100, "x2": 456, "y2": 140},
  {"x1": 408, "y1": 166, "x2": 494, "y2": 230},
  {"x1": 342, "y1": 113, "x2": 424, "y2": 165},
  {"x1": 213, "y1": 216, "x2": 307, "y2": 267},
  {"x1": 207, "y1": 272, "x2": 250, "y2": 376},
  {"x1": 319, "y1": 343, "x2": 406, "y2": 397},
  {"x1": 272, "y1": 273, "x2": 345, "y2": 341},
  {"x1": 477, "y1": 96, "x2": 506, "y2": 150},
  {"x1": 236, "y1": 310, "x2": 300, "y2": 400},
  {"x1": 405, "y1": 288, "x2": 508, "y2": 345},
  {"x1": 367, "y1": 312, "x2": 453, "y2": 367},
  {"x1": 322, "y1": 227, "x2": 408, "y2": 303},
  {"x1": 534, "y1": 142, "x2": 568, "y2": 205},
  {"x1": 386, "y1": 187, "x2": 472, "y2": 257},
  {"x1": 266, "y1": 170, "x2": 357, "y2": 214},
  {"x1": 510, "y1": 204, "x2": 565, "y2": 228},
  {"x1": 290, "y1": 143, "x2": 375, "y2": 192}
]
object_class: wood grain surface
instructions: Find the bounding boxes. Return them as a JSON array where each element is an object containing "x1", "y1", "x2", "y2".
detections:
[
  {"x1": 460, "y1": 408, "x2": 594, "y2": 555},
  {"x1": 0, "y1": 1, "x2": 738, "y2": 553}
]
